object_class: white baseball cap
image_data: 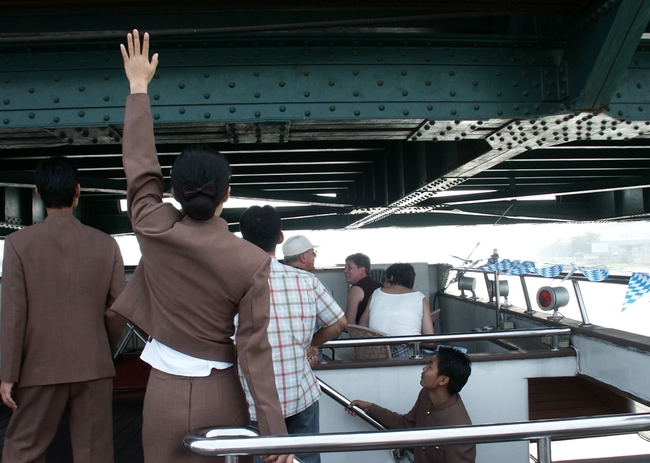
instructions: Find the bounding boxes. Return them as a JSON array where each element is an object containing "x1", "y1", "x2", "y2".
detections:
[{"x1": 282, "y1": 235, "x2": 318, "y2": 256}]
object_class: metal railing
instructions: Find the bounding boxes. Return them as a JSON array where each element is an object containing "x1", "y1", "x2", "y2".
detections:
[
  {"x1": 184, "y1": 413, "x2": 650, "y2": 463},
  {"x1": 322, "y1": 327, "x2": 571, "y2": 353}
]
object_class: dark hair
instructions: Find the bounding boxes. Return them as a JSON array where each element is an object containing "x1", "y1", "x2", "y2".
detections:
[
  {"x1": 345, "y1": 253, "x2": 371, "y2": 274},
  {"x1": 239, "y1": 205, "x2": 282, "y2": 253},
  {"x1": 170, "y1": 145, "x2": 231, "y2": 221},
  {"x1": 34, "y1": 156, "x2": 79, "y2": 209},
  {"x1": 437, "y1": 346, "x2": 472, "y2": 395},
  {"x1": 385, "y1": 263, "x2": 416, "y2": 289}
]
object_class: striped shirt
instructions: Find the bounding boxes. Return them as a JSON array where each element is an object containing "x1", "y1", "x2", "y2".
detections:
[{"x1": 239, "y1": 258, "x2": 344, "y2": 419}]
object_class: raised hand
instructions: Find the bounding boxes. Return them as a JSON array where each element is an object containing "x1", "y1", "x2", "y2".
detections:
[{"x1": 120, "y1": 29, "x2": 159, "y2": 94}]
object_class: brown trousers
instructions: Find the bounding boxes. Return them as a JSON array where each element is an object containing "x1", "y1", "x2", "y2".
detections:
[
  {"x1": 143, "y1": 366, "x2": 252, "y2": 463},
  {"x1": 2, "y1": 377, "x2": 114, "y2": 463}
]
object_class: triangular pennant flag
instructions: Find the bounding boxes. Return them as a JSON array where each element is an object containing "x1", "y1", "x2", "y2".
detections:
[{"x1": 622, "y1": 272, "x2": 650, "y2": 312}]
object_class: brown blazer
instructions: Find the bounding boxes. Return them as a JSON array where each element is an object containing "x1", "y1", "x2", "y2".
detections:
[
  {"x1": 1, "y1": 209, "x2": 126, "y2": 387},
  {"x1": 109, "y1": 93, "x2": 287, "y2": 437}
]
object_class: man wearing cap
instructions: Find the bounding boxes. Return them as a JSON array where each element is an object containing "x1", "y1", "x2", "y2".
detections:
[
  {"x1": 283, "y1": 235, "x2": 333, "y2": 362},
  {"x1": 282, "y1": 235, "x2": 318, "y2": 272}
]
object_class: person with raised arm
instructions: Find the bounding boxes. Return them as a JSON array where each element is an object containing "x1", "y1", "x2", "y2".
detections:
[{"x1": 112, "y1": 30, "x2": 292, "y2": 463}]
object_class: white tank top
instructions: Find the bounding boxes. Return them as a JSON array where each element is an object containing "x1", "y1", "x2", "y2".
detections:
[{"x1": 368, "y1": 288, "x2": 425, "y2": 336}]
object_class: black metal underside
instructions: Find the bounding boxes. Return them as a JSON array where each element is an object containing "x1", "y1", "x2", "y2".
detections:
[{"x1": 2, "y1": 0, "x2": 650, "y2": 235}]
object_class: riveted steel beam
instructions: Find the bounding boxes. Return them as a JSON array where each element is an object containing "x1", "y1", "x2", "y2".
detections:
[{"x1": 560, "y1": 0, "x2": 650, "y2": 111}]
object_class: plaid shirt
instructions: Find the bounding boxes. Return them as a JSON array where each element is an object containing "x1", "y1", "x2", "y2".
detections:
[{"x1": 239, "y1": 258, "x2": 344, "y2": 419}]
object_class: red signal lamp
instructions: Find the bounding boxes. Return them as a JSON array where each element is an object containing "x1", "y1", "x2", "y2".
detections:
[{"x1": 536, "y1": 286, "x2": 569, "y2": 320}]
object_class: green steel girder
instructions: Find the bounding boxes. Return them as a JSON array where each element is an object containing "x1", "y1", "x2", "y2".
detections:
[
  {"x1": 1, "y1": 38, "x2": 570, "y2": 129},
  {"x1": 561, "y1": 0, "x2": 650, "y2": 111}
]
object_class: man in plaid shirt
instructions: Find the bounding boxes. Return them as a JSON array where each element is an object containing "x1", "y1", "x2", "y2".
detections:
[{"x1": 239, "y1": 205, "x2": 347, "y2": 463}]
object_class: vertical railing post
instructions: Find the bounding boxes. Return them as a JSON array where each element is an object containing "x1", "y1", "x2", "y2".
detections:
[
  {"x1": 572, "y1": 280, "x2": 593, "y2": 327},
  {"x1": 494, "y1": 270, "x2": 502, "y2": 329},
  {"x1": 520, "y1": 275, "x2": 535, "y2": 314},
  {"x1": 537, "y1": 437, "x2": 552, "y2": 463},
  {"x1": 225, "y1": 456, "x2": 239, "y2": 463},
  {"x1": 410, "y1": 342, "x2": 423, "y2": 359}
]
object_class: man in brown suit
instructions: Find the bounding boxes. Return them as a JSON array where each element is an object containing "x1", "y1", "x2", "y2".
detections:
[{"x1": 0, "y1": 156, "x2": 126, "y2": 463}]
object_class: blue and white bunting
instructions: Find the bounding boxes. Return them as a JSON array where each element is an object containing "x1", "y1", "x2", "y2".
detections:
[{"x1": 621, "y1": 272, "x2": 650, "y2": 312}]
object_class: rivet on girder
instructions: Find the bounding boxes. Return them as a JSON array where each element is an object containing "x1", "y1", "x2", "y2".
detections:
[
  {"x1": 427, "y1": 105, "x2": 433, "y2": 111},
  {"x1": 229, "y1": 107, "x2": 236, "y2": 113},
  {"x1": 451, "y1": 110, "x2": 457, "y2": 115},
  {"x1": 54, "y1": 75, "x2": 60, "y2": 82},
  {"x1": 354, "y1": 110, "x2": 360, "y2": 116},
  {"x1": 2, "y1": 99, "x2": 8, "y2": 105},
  {"x1": 496, "y1": 91, "x2": 502, "y2": 97},
  {"x1": 79, "y1": 86, "x2": 85, "y2": 92},
  {"x1": 379, "y1": 105, "x2": 385, "y2": 111},
  {"x1": 78, "y1": 111, "x2": 84, "y2": 117},
  {"x1": 279, "y1": 81, "x2": 285, "y2": 87},
  {"x1": 179, "y1": 108, "x2": 185, "y2": 114},
  {"x1": 305, "y1": 110, "x2": 311, "y2": 116},
  {"x1": 53, "y1": 97, "x2": 60, "y2": 103},
  {"x1": 53, "y1": 117, "x2": 59, "y2": 123},
  {"x1": 3, "y1": 119, "x2": 9, "y2": 125},
  {"x1": 153, "y1": 94, "x2": 160, "y2": 100},
  {"x1": 402, "y1": 91, "x2": 408, "y2": 96},
  {"x1": 353, "y1": 91, "x2": 359, "y2": 97},
  {"x1": 448, "y1": 70, "x2": 455, "y2": 76},
  {"x1": 403, "y1": 110, "x2": 409, "y2": 115},
  {"x1": 450, "y1": 91, "x2": 455, "y2": 97},
  {"x1": 352, "y1": 70, "x2": 359, "y2": 76},
  {"x1": 377, "y1": 80, "x2": 383, "y2": 86},
  {"x1": 304, "y1": 91, "x2": 310, "y2": 98},
  {"x1": 329, "y1": 106, "x2": 336, "y2": 112},
  {"x1": 103, "y1": 115, "x2": 110, "y2": 121},
  {"x1": 154, "y1": 114, "x2": 160, "y2": 120},
  {"x1": 28, "y1": 113, "x2": 35, "y2": 119},
  {"x1": 203, "y1": 113, "x2": 210, "y2": 119},
  {"x1": 279, "y1": 106, "x2": 286, "y2": 112}
]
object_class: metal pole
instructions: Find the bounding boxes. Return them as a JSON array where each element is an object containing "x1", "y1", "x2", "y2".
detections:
[
  {"x1": 572, "y1": 280, "x2": 593, "y2": 327},
  {"x1": 494, "y1": 271, "x2": 502, "y2": 329},
  {"x1": 184, "y1": 413, "x2": 650, "y2": 457},
  {"x1": 520, "y1": 276, "x2": 535, "y2": 314},
  {"x1": 410, "y1": 342, "x2": 423, "y2": 359},
  {"x1": 537, "y1": 437, "x2": 552, "y2": 463}
]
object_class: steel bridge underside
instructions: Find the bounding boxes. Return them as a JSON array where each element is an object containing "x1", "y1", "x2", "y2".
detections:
[{"x1": 3, "y1": 0, "x2": 650, "y2": 235}]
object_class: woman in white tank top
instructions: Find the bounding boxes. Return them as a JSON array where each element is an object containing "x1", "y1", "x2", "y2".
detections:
[{"x1": 358, "y1": 263, "x2": 434, "y2": 356}]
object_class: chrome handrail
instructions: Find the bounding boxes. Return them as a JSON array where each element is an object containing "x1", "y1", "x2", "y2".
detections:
[
  {"x1": 322, "y1": 327, "x2": 571, "y2": 348},
  {"x1": 184, "y1": 413, "x2": 650, "y2": 463}
]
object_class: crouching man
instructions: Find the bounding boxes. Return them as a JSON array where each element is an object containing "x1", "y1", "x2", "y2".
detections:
[{"x1": 349, "y1": 347, "x2": 475, "y2": 463}]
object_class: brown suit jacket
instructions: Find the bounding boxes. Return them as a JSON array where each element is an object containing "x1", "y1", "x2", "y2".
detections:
[
  {"x1": 1, "y1": 209, "x2": 126, "y2": 387},
  {"x1": 109, "y1": 93, "x2": 287, "y2": 436}
]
